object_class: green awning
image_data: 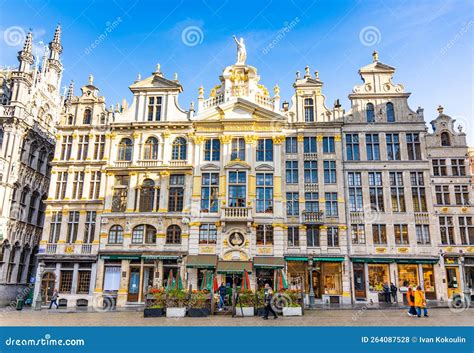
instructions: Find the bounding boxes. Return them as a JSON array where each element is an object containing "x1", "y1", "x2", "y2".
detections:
[
  {"x1": 396, "y1": 259, "x2": 439, "y2": 264},
  {"x1": 216, "y1": 261, "x2": 252, "y2": 274},
  {"x1": 314, "y1": 257, "x2": 345, "y2": 262},
  {"x1": 100, "y1": 255, "x2": 141, "y2": 260},
  {"x1": 285, "y1": 256, "x2": 308, "y2": 262},
  {"x1": 186, "y1": 255, "x2": 217, "y2": 269},
  {"x1": 351, "y1": 258, "x2": 394, "y2": 263},
  {"x1": 253, "y1": 257, "x2": 285, "y2": 268}
]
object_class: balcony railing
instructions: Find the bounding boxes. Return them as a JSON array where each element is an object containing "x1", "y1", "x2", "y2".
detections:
[
  {"x1": 350, "y1": 211, "x2": 365, "y2": 223},
  {"x1": 303, "y1": 152, "x2": 318, "y2": 160},
  {"x1": 414, "y1": 212, "x2": 430, "y2": 224},
  {"x1": 169, "y1": 160, "x2": 187, "y2": 167},
  {"x1": 136, "y1": 160, "x2": 163, "y2": 167},
  {"x1": 202, "y1": 94, "x2": 225, "y2": 109},
  {"x1": 114, "y1": 160, "x2": 132, "y2": 168},
  {"x1": 303, "y1": 211, "x2": 325, "y2": 223},
  {"x1": 304, "y1": 183, "x2": 319, "y2": 192},
  {"x1": 81, "y1": 244, "x2": 92, "y2": 254},
  {"x1": 255, "y1": 94, "x2": 274, "y2": 109},
  {"x1": 222, "y1": 207, "x2": 252, "y2": 221},
  {"x1": 46, "y1": 243, "x2": 57, "y2": 254}
]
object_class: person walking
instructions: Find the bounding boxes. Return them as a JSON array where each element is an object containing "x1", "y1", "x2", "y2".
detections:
[
  {"x1": 390, "y1": 282, "x2": 398, "y2": 303},
  {"x1": 263, "y1": 283, "x2": 277, "y2": 320},
  {"x1": 414, "y1": 286, "x2": 429, "y2": 317},
  {"x1": 48, "y1": 289, "x2": 59, "y2": 309},
  {"x1": 382, "y1": 282, "x2": 391, "y2": 303},
  {"x1": 218, "y1": 282, "x2": 226, "y2": 311},
  {"x1": 406, "y1": 286, "x2": 417, "y2": 317}
]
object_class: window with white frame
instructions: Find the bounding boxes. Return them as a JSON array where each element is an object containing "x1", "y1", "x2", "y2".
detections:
[
  {"x1": 147, "y1": 96, "x2": 162, "y2": 121},
  {"x1": 256, "y1": 173, "x2": 273, "y2": 213},
  {"x1": 390, "y1": 172, "x2": 406, "y2": 212}
]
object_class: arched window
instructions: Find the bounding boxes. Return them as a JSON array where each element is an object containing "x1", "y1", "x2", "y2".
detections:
[
  {"x1": 117, "y1": 138, "x2": 133, "y2": 161},
  {"x1": 143, "y1": 137, "x2": 159, "y2": 160},
  {"x1": 139, "y1": 179, "x2": 156, "y2": 212},
  {"x1": 441, "y1": 132, "x2": 451, "y2": 147},
  {"x1": 366, "y1": 103, "x2": 375, "y2": 123},
  {"x1": 0, "y1": 241, "x2": 9, "y2": 263},
  {"x1": 83, "y1": 109, "x2": 92, "y2": 124},
  {"x1": 27, "y1": 246, "x2": 38, "y2": 282},
  {"x1": 171, "y1": 137, "x2": 187, "y2": 160},
  {"x1": 37, "y1": 148, "x2": 47, "y2": 173},
  {"x1": 132, "y1": 224, "x2": 157, "y2": 244},
  {"x1": 17, "y1": 245, "x2": 29, "y2": 283},
  {"x1": 166, "y1": 225, "x2": 181, "y2": 244},
  {"x1": 67, "y1": 115, "x2": 74, "y2": 125},
  {"x1": 28, "y1": 142, "x2": 38, "y2": 167},
  {"x1": 386, "y1": 102, "x2": 395, "y2": 123},
  {"x1": 6, "y1": 242, "x2": 19, "y2": 282},
  {"x1": 28, "y1": 191, "x2": 39, "y2": 223},
  {"x1": 20, "y1": 187, "x2": 30, "y2": 209},
  {"x1": 108, "y1": 225, "x2": 124, "y2": 244}
]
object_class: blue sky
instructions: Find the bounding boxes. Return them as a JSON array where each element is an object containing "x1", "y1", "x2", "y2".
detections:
[{"x1": 1, "y1": 0, "x2": 473, "y2": 144}]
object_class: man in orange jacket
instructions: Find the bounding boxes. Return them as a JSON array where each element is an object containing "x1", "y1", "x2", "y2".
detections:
[{"x1": 414, "y1": 286, "x2": 429, "y2": 317}]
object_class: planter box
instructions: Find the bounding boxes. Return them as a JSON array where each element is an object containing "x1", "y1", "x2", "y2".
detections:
[
  {"x1": 166, "y1": 307, "x2": 186, "y2": 318},
  {"x1": 235, "y1": 306, "x2": 254, "y2": 317},
  {"x1": 144, "y1": 308, "x2": 164, "y2": 318},
  {"x1": 282, "y1": 307, "x2": 302, "y2": 316},
  {"x1": 187, "y1": 308, "x2": 209, "y2": 317},
  {"x1": 256, "y1": 307, "x2": 266, "y2": 317}
]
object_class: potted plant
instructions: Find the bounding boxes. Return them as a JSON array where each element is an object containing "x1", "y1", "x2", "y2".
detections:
[
  {"x1": 187, "y1": 290, "x2": 210, "y2": 317},
  {"x1": 144, "y1": 288, "x2": 165, "y2": 317},
  {"x1": 255, "y1": 289, "x2": 266, "y2": 316},
  {"x1": 279, "y1": 290, "x2": 303, "y2": 316},
  {"x1": 166, "y1": 289, "x2": 187, "y2": 318},
  {"x1": 235, "y1": 290, "x2": 255, "y2": 317}
]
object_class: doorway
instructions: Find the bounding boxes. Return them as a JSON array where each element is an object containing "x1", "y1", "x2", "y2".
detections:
[
  {"x1": 142, "y1": 267, "x2": 154, "y2": 299},
  {"x1": 41, "y1": 272, "x2": 56, "y2": 303},
  {"x1": 353, "y1": 263, "x2": 366, "y2": 300},
  {"x1": 446, "y1": 267, "x2": 461, "y2": 299},
  {"x1": 127, "y1": 267, "x2": 140, "y2": 302}
]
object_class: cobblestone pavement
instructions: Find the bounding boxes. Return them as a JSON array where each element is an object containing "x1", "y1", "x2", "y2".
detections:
[{"x1": 0, "y1": 308, "x2": 472, "y2": 326}]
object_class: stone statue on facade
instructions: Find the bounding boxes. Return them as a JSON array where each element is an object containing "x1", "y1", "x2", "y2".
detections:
[{"x1": 233, "y1": 35, "x2": 246, "y2": 65}]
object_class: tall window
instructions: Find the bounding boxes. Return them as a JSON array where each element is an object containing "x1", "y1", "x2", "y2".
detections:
[
  {"x1": 256, "y1": 225, "x2": 273, "y2": 245},
  {"x1": 77, "y1": 271, "x2": 91, "y2": 294},
  {"x1": 28, "y1": 142, "x2": 37, "y2": 167},
  {"x1": 168, "y1": 175, "x2": 184, "y2": 212},
  {"x1": 415, "y1": 225, "x2": 430, "y2": 245},
  {"x1": 285, "y1": 137, "x2": 298, "y2": 154},
  {"x1": 322, "y1": 137, "x2": 335, "y2": 153},
  {"x1": 406, "y1": 133, "x2": 421, "y2": 160},
  {"x1": 166, "y1": 225, "x2": 181, "y2": 244},
  {"x1": 348, "y1": 172, "x2": 363, "y2": 212},
  {"x1": 307, "y1": 225, "x2": 320, "y2": 247},
  {"x1": 288, "y1": 226, "x2": 299, "y2": 247},
  {"x1": 93, "y1": 135, "x2": 105, "y2": 160},
  {"x1": 304, "y1": 160, "x2": 318, "y2": 183},
  {"x1": 171, "y1": 137, "x2": 187, "y2": 160},
  {"x1": 325, "y1": 192, "x2": 338, "y2": 217},
  {"x1": 285, "y1": 161, "x2": 298, "y2": 184},
  {"x1": 366, "y1": 134, "x2": 380, "y2": 160},
  {"x1": 440, "y1": 132, "x2": 450, "y2": 146},
  {"x1": 204, "y1": 139, "x2": 220, "y2": 161},
  {"x1": 386, "y1": 134, "x2": 400, "y2": 160},
  {"x1": 83, "y1": 211, "x2": 96, "y2": 243},
  {"x1": 304, "y1": 98, "x2": 314, "y2": 122},
  {"x1": 112, "y1": 175, "x2": 129, "y2": 212},
  {"x1": 72, "y1": 171, "x2": 84, "y2": 199},
  {"x1": 199, "y1": 224, "x2": 217, "y2": 244},
  {"x1": 327, "y1": 227, "x2": 339, "y2": 247},
  {"x1": 432, "y1": 159, "x2": 447, "y2": 176},
  {"x1": 201, "y1": 173, "x2": 219, "y2": 212},
  {"x1": 59, "y1": 270, "x2": 73, "y2": 293},
  {"x1": 76, "y1": 135, "x2": 89, "y2": 160},
  {"x1": 139, "y1": 179, "x2": 156, "y2": 212},
  {"x1": 345, "y1": 134, "x2": 360, "y2": 160},
  {"x1": 83, "y1": 109, "x2": 92, "y2": 124},
  {"x1": 459, "y1": 216, "x2": 473, "y2": 245},
  {"x1": 147, "y1": 96, "x2": 162, "y2": 121},
  {"x1": 394, "y1": 224, "x2": 409, "y2": 245},
  {"x1": 435, "y1": 185, "x2": 450, "y2": 205},
  {"x1": 117, "y1": 138, "x2": 133, "y2": 161},
  {"x1": 303, "y1": 137, "x2": 317, "y2": 153},
  {"x1": 28, "y1": 192, "x2": 38, "y2": 223},
  {"x1": 256, "y1": 138, "x2": 273, "y2": 161},
  {"x1": 231, "y1": 138, "x2": 245, "y2": 161},
  {"x1": 132, "y1": 225, "x2": 157, "y2": 244},
  {"x1": 366, "y1": 103, "x2": 375, "y2": 123},
  {"x1": 305, "y1": 192, "x2": 319, "y2": 212},
  {"x1": 323, "y1": 160, "x2": 336, "y2": 183},
  {"x1": 55, "y1": 172, "x2": 68, "y2": 199},
  {"x1": 108, "y1": 225, "x2": 123, "y2": 244},
  {"x1": 286, "y1": 192, "x2": 299, "y2": 216},
  {"x1": 228, "y1": 171, "x2": 246, "y2": 207},
  {"x1": 386, "y1": 102, "x2": 395, "y2": 122},
  {"x1": 351, "y1": 224, "x2": 365, "y2": 244},
  {"x1": 454, "y1": 185, "x2": 469, "y2": 205},
  {"x1": 60, "y1": 136, "x2": 72, "y2": 160},
  {"x1": 411, "y1": 172, "x2": 427, "y2": 212},
  {"x1": 451, "y1": 159, "x2": 466, "y2": 176},
  {"x1": 66, "y1": 211, "x2": 80, "y2": 243},
  {"x1": 390, "y1": 172, "x2": 406, "y2": 212},
  {"x1": 372, "y1": 224, "x2": 387, "y2": 245},
  {"x1": 256, "y1": 173, "x2": 273, "y2": 213},
  {"x1": 369, "y1": 172, "x2": 384, "y2": 212},
  {"x1": 49, "y1": 212, "x2": 62, "y2": 243},
  {"x1": 89, "y1": 171, "x2": 101, "y2": 199},
  {"x1": 143, "y1": 137, "x2": 159, "y2": 160},
  {"x1": 439, "y1": 216, "x2": 454, "y2": 245},
  {"x1": 37, "y1": 148, "x2": 46, "y2": 172}
]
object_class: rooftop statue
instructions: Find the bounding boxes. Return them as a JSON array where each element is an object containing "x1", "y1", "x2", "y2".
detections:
[{"x1": 233, "y1": 35, "x2": 246, "y2": 65}]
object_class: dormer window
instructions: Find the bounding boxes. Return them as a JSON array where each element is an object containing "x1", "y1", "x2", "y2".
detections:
[
  {"x1": 147, "y1": 96, "x2": 162, "y2": 121},
  {"x1": 366, "y1": 103, "x2": 375, "y2": 123},
  {"x1": 386, "y1": 102, "x2": 395, "y2": 123},
  {"x1": 304, "y1": 98, "x2": 314, "y2": 122},
  {"x1": 441, "y1": 132, "x2": 451, "y2": 147},
  {"x1": 83, "y1": 109, "x2": 92, "y2": 124}
]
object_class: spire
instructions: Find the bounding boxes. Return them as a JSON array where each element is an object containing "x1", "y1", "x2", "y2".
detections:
[
  {"x1": 17, "y1": 30, "x2": 34, "y2": 72},
  {"x1": 48, "y1": 24, "x2": 63, "y2": 61},
  {"x1": 66, "y1": 80, "x2": 74, "y2": 101},
  {"x1": 23, "y1": 30, "x2": 33, "y2": 53},
  {"x1": 53, "y1": 24, "x2": 61, "y2": 44}
]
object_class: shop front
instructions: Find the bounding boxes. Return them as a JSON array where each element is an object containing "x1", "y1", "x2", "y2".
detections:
[
  {"x1": 444, "y1": 256, "x2": 462, "y2": 299},
  {"x1": 464, "y1": 256, "x2": 474, "y2": 300},
  {"x1": 185, "y1": 255, "x2": 218, "y2": 290},
  {"x1": 253, "y1": 257, "x2": 285, "y2": 290},
  {"x1": 285, "y1": 256, "x2": 308, "y2": 292},
  {"x1": 216, "y1": 260, "x2": 253, "y2": 288}
]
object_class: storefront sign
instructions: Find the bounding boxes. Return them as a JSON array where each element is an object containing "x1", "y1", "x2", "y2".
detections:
[
  {"x1": 101, "y1": 255, "x2": 141, "y2": 260},
  {"x1": 375, "y1": 247, "x2": 387, "y2": 253},
  {"x1": 397, "y1": 247, "x2": 409, "y2": 253},
  {"x1": 444, "y1": 257, "x2": 458, "y2": 265},
  {"x1": 199, "y1": 245, "x2": 216, "y2": 254},
  {"x1": 256, "y1": 246, "x2": 273, "y2": 255}
]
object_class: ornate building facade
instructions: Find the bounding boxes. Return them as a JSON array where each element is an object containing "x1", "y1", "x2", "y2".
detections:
[
  {"x1": 28, "y1": 40, "x2": 473, "y2": 309},
  {"x1": 0, "y1": 27, "x2": 63, "y2": 305}
]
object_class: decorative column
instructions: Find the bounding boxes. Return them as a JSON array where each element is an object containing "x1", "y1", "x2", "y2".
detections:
[{"x1": 158, "y1": 172, "x2": 169, "y2": 212}]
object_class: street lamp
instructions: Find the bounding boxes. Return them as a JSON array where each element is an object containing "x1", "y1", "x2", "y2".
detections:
[{"x1": 308, "y1": 259, "x2": 315, "y2": 308}]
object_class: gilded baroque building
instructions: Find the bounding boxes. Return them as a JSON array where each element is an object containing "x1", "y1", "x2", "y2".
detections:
[
  {"x1": 0, "y1": 27, "x2": 63, "y2": 305},
  {"x1": 27, "y1": 38, "x2": 473, "y2": 309}
]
